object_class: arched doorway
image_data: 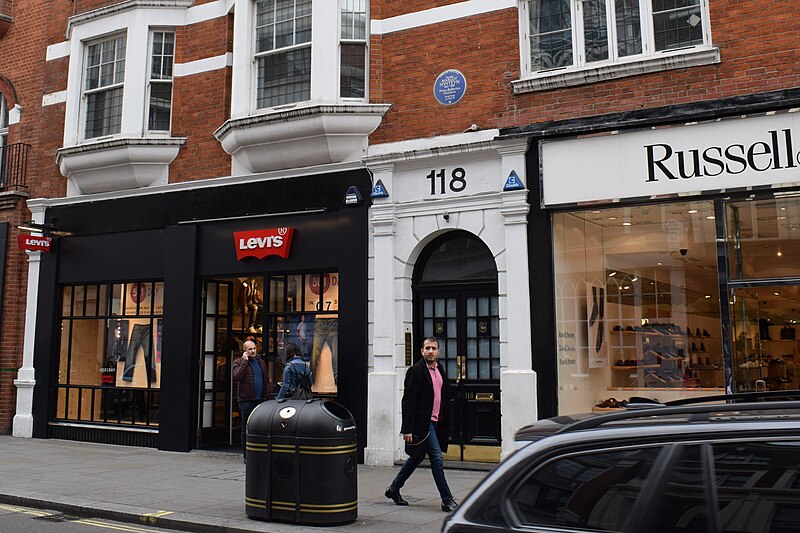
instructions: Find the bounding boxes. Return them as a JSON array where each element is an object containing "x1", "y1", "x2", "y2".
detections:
[{"x1": 413, "y1": 231, "x2": 501, "y2": 462}]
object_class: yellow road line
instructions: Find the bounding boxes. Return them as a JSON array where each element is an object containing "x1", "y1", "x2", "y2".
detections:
[{"x1": 0, "y1": 503, "x2": 54, "y2": 517}]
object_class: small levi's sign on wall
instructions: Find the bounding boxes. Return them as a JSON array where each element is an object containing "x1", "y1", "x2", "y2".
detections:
[
  {"x1": 233, "y1": 227, "x2": 294, "y2": 261},
  {"x1": 18, "y1": 234, "x2": 52, "y2": 252}
]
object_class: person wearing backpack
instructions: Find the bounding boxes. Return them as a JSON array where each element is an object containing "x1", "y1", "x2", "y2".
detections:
[{"x1": 276, "y1": 342, "x2": 312, "y2": 400}]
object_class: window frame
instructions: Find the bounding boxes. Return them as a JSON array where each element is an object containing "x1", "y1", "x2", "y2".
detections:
[
  {"x1": 146, "y1": 29, "x2": 175, "y2": 134},
  {"x1": 81, "y1": 33, "x2": 127, "y2": 140},
  {"x1": 238, "y1": 0, "x2": 370, "y2": 116},
  {"x1": 338, "y1": 0, "x2": 368, "y2": 100},
  {"x1": 516, "y1": 0, "x2": 717, "y2": 92},
  {"x1": 253, "y1": 0, "x2": 313, "y2": 109}
]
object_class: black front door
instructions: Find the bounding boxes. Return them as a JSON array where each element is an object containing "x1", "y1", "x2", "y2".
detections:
[
  {"x1": 413, "y1": 231, "x2": 501, "y2": 462},
  {"x1": 416, "y1": 287, "x2": 501, "y2": 462}
]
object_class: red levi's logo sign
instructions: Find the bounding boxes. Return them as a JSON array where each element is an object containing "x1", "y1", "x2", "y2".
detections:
[
  {"x1": 18, "y1": 234, "x2": 53, "y2": 252},
  {"x1": 234, "y1": 227, "x2": 294, "y2": 261}
]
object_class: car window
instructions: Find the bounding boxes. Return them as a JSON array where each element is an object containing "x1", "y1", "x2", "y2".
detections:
[
  {"x1": 508, "y1": 445, "x2": 662, "y2": 531},
  {"x1": 714, "y1": 440, "x2": 800, "y2": 533},
  {"x1": 646, "y1": 445, "x2": 711, "y2": 532}
]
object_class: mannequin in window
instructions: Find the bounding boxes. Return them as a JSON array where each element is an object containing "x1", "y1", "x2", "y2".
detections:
[{"x1": 244, "y1": 278, "x2": 263, "y2": 333}]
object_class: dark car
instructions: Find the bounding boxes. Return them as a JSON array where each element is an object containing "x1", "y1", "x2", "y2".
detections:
[{"x1": 442, "y1": 391, "x2": 800, "y2": 533}]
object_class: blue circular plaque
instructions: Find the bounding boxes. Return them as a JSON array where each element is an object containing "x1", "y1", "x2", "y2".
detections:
[{"x1": 433, "y1": 69, "x2": 467, "y2": 106}]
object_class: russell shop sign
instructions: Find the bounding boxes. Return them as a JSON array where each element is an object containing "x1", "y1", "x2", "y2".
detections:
[{"x1": 541, "y1": 112, "x2": 800, "y2": 206}]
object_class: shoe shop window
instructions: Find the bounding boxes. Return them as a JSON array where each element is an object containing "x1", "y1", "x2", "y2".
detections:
[
  {"x1": 552, "y1": 201, "x2": 723, "y2": 415},
  {"x1": 727, "y1": 197, "x2": 800, "y2": 392},
  {"x1": 55, "y1": 282, "x2": 163, "y2": 427}
]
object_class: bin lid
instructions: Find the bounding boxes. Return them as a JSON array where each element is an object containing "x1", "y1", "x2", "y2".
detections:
[{"x1": 248, "y1": 399, "x2": 356, "y2": 437}]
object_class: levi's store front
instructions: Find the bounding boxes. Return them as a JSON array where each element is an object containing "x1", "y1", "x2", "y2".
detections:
[
  {"x1": 27, "y1": 170, "x2": 369, "y2": 453},
  {"x1": 536, "y1": 109, "x2": 800, "y2": 415}
]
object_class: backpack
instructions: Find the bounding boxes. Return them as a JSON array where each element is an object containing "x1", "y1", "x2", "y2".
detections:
[{"x1": 288, "y1": 361, "x2": 313, "y2": 400}]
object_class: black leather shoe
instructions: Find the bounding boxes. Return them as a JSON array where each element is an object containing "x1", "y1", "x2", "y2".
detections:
[
  {"x1": 442, "y1": 500, "x2": 458, "y2": 512},
  {"x1": 385, "y1": 488, "x2": 409, "y2": 506}
]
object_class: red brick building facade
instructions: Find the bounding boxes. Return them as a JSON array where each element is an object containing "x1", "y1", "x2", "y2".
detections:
[{"x1": 0, "y1": 1, "x2": 798, "y2": 464}]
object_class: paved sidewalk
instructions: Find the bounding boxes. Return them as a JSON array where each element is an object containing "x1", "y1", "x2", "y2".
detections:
[{"x1": 0, "y1": 435, "x2": 488, "y2": 533}]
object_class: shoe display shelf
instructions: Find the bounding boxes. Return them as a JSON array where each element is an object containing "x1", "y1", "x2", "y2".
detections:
[
  {"x1": 734, "y1": 324, "x2": 800, "y2": 391},
  {"x1": 609, "y1": 322, "x2": 689, "y2": 389},
  {"x1": 608, "y1": 321, "x2": 725, "y2": 391}
]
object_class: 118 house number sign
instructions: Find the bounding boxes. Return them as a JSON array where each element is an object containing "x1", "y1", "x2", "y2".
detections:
[{"x1": 426, "y1": 167, "x2": 468, "y2": 195}]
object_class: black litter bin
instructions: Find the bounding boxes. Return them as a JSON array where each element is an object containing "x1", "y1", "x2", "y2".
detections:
[{"x1": 245, "y1": 398, "x2": 357, "y2": 526}]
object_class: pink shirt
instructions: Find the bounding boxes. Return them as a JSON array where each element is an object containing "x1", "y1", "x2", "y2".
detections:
[{"x1": 429, "y1": 364, "x2": 443, "y2": 422}]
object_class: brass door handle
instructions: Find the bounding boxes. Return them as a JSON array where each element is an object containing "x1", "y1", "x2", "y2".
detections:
[{"x1": 456, "y1": 356, "x2": 462, "y2": 383}]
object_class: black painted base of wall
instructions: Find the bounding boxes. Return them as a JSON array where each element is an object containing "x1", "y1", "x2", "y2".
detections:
[{"x1": 47, "y1": 424, "x2": 158, "y2": 448}]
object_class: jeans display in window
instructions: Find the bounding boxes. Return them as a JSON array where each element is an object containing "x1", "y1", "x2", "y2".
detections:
[
  {"x1": 122, "y1": 323, "x2": 156, "y2": 383},
  {"x1": 311, "y1": 318, "x2": 338, "y2": 385}
]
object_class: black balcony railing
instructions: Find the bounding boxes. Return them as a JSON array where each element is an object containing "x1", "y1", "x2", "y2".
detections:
[{"x1": 0, "y1": 142, "x2": 30, "y2": 190}]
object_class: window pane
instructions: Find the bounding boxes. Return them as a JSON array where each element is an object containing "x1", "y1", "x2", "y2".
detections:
[
  {"x1": 647, "y1": 445, "x2": 709, "y2": 532},
  {"x1": 529, "y1": 0, "x2": 573, "y2": 70},
  {"x1": 652, "y1": 1, "x2": 703, "y2": 51},
  {"x1": 726, "y1": 197, "x2": 800, "y2": 280},
  {"x1": 583, "y1": 0, "x2": 609, "y2": 63},
  {"x1": 553, "y1": 201, "x2": 722, "y2": 414},
  {"x1": 418, "y1": 236, "x2": 497, "y2": 282},
  {"x1": 511, "y1": 446, "x2": 661, "y2": 529},
  {"x1": 257, "y1": 46, "x2": 311, "y2": 107},
  {"x1": 340, "y1": 43, "x2": 366, "y2": 98},
  {"x1": 616, "y1": 0, "x2": 642, "y2": 57},
  {"x1": 148, "y1": 82, "x2": 172, "y2": 131},
  {"x1": 69, "y1": 319, "x2": 106, "y2": 385},
  {"x1": 714, "y1": 441, "x2": 800, "y2": 532},
  {"x1": 730, "y1": 284, "x2": 800, "y2": 392},
  {"x1": 85, "y1": 87, "x2": 123, "y2": 138}
]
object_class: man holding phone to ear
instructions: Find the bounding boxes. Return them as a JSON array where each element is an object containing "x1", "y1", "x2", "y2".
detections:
[
  {"x1": 385, "y1": 336, "x2": 458, "y2": 513},
  {"x1": 233, "y1": 339, "x2": 270, "y2": 462}
]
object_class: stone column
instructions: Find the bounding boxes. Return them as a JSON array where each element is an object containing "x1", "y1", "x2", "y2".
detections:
[
  {"x1": 13, "y1": 202, "x2": 47, "y2": 438},
  {"x1": 365, "y1": 164, "x2": 400, "y2": 466},
  {"x1": 496, "y1": 139, "x2": 536, "y2": 459}
]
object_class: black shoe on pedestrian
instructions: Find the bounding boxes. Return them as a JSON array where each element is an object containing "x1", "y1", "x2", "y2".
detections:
[
  {"x1": 442, "y1": 499, "x2": 458, "y2": 513},
  {"x1": 385, "y1": 488, "x2": 408, "y2": 506}
]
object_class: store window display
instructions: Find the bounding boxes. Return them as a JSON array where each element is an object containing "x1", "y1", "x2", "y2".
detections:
[
  {"x1": 552, "y1": 201, "x2": 722, "y2": 414},
  {"x1": 56, "y1": 281, "x2": 163, "y2": 427},
  {"x1": 727, "y1": 197, "x2": 800, "y2": 392}
]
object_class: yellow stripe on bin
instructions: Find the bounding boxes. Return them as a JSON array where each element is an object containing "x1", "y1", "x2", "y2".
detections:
[
  {"x1": 264, "y1": 443, "x2": 356, "y2": 455},
  {"x1": 301, "y1": 503, "x2": 358, "y2": 513}
]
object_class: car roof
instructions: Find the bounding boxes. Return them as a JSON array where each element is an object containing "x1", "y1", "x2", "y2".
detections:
[{"x1": 515, "y1": 389, "x2": 800, "y2": 442}]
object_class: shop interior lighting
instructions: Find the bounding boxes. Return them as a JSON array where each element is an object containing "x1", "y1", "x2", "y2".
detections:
[
  {"x1": 631, "y1": 276, "x2": 639, "y2": 282},
  {"x1": 705, "y1": 295, "x2": 712, "y2": 299},
  {"x1": 706, "y1": 215, "x2": 715, "y2": 220},
  {"x1": 622, "y1": 221, "x2": 632, "y2": 226},
  {"x1": 608, "y1": 271, "x2": 617, "y2": 277},
  {"x1": 688, "y1": 209, "x2": 698, "y2": 214},
  {"x1": 778, "y1": 251, "x2": 784, "y2": 257}
]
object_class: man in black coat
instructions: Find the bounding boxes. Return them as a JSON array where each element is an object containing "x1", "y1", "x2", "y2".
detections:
[{"x1": 385, "y1": 336, "x2": 458, "y2": 513}]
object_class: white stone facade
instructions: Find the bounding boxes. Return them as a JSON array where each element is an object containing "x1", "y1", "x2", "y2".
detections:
[{"x1": 364, "y1": 131, "x2": 536, "y2": 465}]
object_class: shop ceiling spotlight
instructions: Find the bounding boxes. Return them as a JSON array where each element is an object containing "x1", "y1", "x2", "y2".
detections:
[{"x1": 17, "y1": 221, "x2": 72, "y2": 237}]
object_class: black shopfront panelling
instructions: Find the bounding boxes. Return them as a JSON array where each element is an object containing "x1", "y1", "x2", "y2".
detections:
[{"x1": 31, "y1": 171, "x2": 371, "y2": 454}]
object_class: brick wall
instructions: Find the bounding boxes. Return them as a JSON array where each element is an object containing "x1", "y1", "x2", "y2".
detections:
[{"x1": 370, "y1": 2, "x2": 800, "y2": 145}]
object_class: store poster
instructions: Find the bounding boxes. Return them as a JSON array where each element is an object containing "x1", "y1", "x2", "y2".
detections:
[{"x1": 587, "y1": 284, "x2": 608, "y2": 368}]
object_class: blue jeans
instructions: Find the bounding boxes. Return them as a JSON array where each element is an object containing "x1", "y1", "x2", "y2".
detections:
[
  {"x1": 122, "y1": 324, "x2": 156, "y2": 383},
  {"x1": 389, "y1": 421, "x2": 453, "y2": 503},
  {"x1": 239, "y1": 400, "x2": 263, "y2": 458}
]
